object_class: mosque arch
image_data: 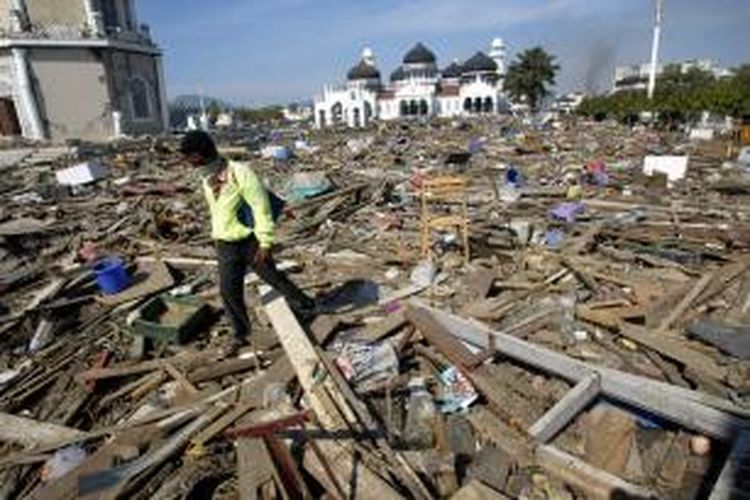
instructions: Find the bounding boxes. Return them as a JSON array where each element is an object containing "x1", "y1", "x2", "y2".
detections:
[
  {"x1": 399, "y1": 101, "x2": 408, "y2": 116},
  {"x1": 473, "y1": 97, "x2": 482, "y2": 113},
  {"x1": 353, "y1": 107, "x2": 361, "y2": 127},
  {"x1": 419, "y1": 99, "x2": 428, "y2": 115},
  {"x1": 463, "y1": 98, "x2": 472, "y2": 112},
  {"x1": 483, "y1": 97, "x2": 493, "y2": 113},
  {"x1": 409, "y1": 100, "x2": 418, "y2": 115},
  {"x1": 331, "y1": 102, "x2": 343, "y2": 123}
]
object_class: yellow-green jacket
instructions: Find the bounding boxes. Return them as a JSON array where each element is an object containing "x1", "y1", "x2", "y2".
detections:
[{"x1": 201, "y1": 160, "x2": 274, "y2": 248}]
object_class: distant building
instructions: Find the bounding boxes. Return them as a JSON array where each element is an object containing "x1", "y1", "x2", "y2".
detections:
[
  {"x1": 0, "y1": 0, "x2": 168, "y2": 141},
  {"x1": 314, "y1": 38, "x2": 509, "y2": 129},
  {"x1": 283, "y1": 104, "x2": 313, "y2": 122},
  {"x1": 612, "y1": 59, "x2": 733, "y2": 93},
  {"x1": 551, "y1": 92, "x2": 586, "y2": 115}
]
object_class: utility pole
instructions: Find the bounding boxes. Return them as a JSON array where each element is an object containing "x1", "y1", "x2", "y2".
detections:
[{"x1": 647, "y1": 0, "x2": 664, "y2": 100}]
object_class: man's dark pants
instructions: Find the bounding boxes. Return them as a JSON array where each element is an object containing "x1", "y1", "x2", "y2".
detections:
[{"x1": 216, "y1": 235, "x2": 313, "y2": 340}]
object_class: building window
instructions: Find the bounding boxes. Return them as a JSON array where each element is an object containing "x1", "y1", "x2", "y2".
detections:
[
  {"x1": 483, "y1": 97, "x2": 493, "y2": 113},
  {"x1": 101, "y1": 0, "x2": 120, "y2": 31},
  {"x1": 130, "y1": 77, "x2": 152, "y2": 119},
  {"x1": 122, "y1": 0, "x2": 134, "y2": 30},
  {"x1": 331, "y1": 102, "x2": 343, "y2": 123}
]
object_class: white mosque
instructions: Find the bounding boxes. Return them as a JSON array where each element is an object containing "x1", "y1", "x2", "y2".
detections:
[{"x1": 314, "y1": 38, "x2": 508, "y2": 129}]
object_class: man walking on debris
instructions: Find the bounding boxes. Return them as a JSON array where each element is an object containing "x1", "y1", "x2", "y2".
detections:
[{"x1": 180, "y1": 131, "x2": 316, "y2": 352}]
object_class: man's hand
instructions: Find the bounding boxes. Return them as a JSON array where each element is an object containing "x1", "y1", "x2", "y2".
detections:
[{"x1": 254, "y1": 246, "x2": 272, "y2": 267}]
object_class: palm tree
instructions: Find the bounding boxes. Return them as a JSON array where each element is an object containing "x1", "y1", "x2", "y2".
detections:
[{"x1": 504, "y1": 47, "x2": 560, "y2": 111}]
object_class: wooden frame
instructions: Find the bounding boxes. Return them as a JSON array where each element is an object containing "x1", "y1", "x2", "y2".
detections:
[{"x1": 408, "y1": 303, "x2": 750, "y2": 499}]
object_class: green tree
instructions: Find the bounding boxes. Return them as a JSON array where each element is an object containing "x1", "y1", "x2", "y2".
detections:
[
  {"x1": 504, "y1": 47, "x2": 560, "y2": 111},
  {"x1": 235, "y1": 105, "x2": 284, "y2": 124},
  {"x1": 578, "y1": 60, "x2": 750, "y2": 126},
  {"x1": 206, "y1": 101, "x2": 222, "y2": 121}
]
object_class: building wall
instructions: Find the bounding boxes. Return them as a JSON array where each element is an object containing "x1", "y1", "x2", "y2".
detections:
[
  {"x1": 29, "y1": 47, "x2": 113, "y2": 140},
  {"x1": 26, "y1": 0, "x2": 88, "y2": 27},
  {"x1": 0, "y1": 5, "x2": 10, "y2": 31},
  {"x1": 0, "y1": 52, "x2": 12, "y2": 98},
  {"x1": 107, "y1": 50, "x2": 163, "y2": 135},
  {"x1": 315, "y1": 86, "x2": 377, "y2": 128},
  {"x1": 437, "y1": 96, "x2": 461, "y2": 117}
]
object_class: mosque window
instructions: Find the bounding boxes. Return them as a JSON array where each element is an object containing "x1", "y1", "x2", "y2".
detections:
[{"x1": 130, "y1": 77, "x2": 152, "y2": 119}]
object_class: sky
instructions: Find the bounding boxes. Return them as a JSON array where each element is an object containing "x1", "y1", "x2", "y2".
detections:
[{"x1": 139, "y1": 0, "x2": 750, "y2": 107}]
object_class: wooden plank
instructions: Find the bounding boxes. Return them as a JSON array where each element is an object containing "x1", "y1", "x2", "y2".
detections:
[
  {"x1": 78, "y1": 408, "x2": 222, "y2": 499},
  {"x1": 188, "y1": 403, "x2": 252, "y2": 453},
  {"x1": 529, "y1": 373, "x2": 600, "y2": 443},
  {"x1": 709, "y1": 431, "x2": 750, "y2": 500},
  {"x1": 188, "y1": 357, "x2": 259, "y2": 384},
  {"x1": 30, "y1": 426, "x2": 165, "y2": 500},
  {"x1": 409, "y1": 303, "x2": 750, "y2": 439},
  {"x1": 236, "y1": 409, "x2": 283, "y2": 500},
  {"x1": 658, "y1": 272, "x2": 714, "y2": 331},
  {"x1": 466, "y1": 407, "x2": 534, "y2": 467},
  {"x1": 405, "y1": 305, "x2": 481, "y2": 369},
  {"x1": 233, "y1": 360, "x2": 297, "y2": 500},
  {"x1": 537, "y1": 445, "x2": 656, "y2": 500},
  {"x1": 77, "y1": 350, "x2": 219, "y2": 383},
  {"x1": 360, "y1": 311, "x2": 407, "y2": 341},
  {"x1": 163, "y1": 363, "x2": 200, "y2": 397},
  {"x1": 259, "y1": 286, "x2": 353, "y2": 430},
  {"x1": 0, "y1": 412, "x2": 86, "y2": 449},
  {"x1": 99, "y1": 371, "x2": 163, "y2": 407},
  {"x1": 617, "y1": 322, "x2": 727, "y2": 381},
  {"x1": 259, "y1": 286, "x2": 402, "y2": 500},
  {"x1": 0, "y1": 380, "x2": 243, "y2": 465}
]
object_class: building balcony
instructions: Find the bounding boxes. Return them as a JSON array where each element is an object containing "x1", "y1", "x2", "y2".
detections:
[{"x1": 0, "y1": 21, "x2": 154, "y2": 47}]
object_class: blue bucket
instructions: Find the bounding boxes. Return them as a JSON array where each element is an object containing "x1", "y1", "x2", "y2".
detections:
[{"x1": 93, "y1": 257, "x2": 130, "y2": 295}]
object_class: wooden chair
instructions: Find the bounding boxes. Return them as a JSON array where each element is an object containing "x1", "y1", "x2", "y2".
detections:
[{"x1": 420, "y1": 175, "x2": 470, "y2": 264}]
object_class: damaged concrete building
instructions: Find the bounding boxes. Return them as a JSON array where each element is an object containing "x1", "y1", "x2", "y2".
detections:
[{"x1": 0, "y1": 0, "x2": 168, "y2": 142}]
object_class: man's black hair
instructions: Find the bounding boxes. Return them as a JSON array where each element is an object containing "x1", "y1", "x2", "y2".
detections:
[{"x1": 179, "y1": 130, "x2": 218, "y2": 162}]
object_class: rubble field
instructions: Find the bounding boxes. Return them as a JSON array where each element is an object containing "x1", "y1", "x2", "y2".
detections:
[{"x1": 0, "y1": 117, "x2": 749, "y2": 499}]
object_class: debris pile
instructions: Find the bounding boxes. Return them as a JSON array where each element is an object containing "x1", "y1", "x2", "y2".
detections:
[{"x1": 0, "y1": 117, "x2": 749, "y2": 499}]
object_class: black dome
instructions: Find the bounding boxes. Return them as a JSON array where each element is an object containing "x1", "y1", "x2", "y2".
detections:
[
  {"x1": 390, "y1": 66, "x2": 406, "y2": 82},
  {"x1": 442, "y1": 62, "x2": 463, "y2": 79},
  {"x1": 462, "y1": 52, "x2": 497, "y2": 73},
  {"x1": 403, "y1": 42, "x2": 436, "y2": 65},
  {"x1": 347, "y1": 60, "x2": 381, "y2": 81}
]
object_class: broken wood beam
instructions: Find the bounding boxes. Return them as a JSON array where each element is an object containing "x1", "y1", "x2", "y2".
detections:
[
  {"x1": 405, "y1": 305, "x2": 482, "y2": 370},
  {"x1": 529, "y1": 373, "x2": 600, "y2": 443},
  {"x1": 187, "y1": 357, "x2": 260, "y2": 384},
  {"x1": 617, "y1": 322, "x2": 728, "y2": 382},
  {"x1": 536, "y1": 445, "x2": 656, "y2": 500},
  {"x1": 0, "y1": 412, "x2": 86, "y2": 449},
  {"x1": 658, "y1": 271, "x2": 714, "y2": 331},
  {"x1": 259, "y1": 285, "x2": 402, "y2": 499},
  {"x1": 409, "y1": 303, "x2": 750, "y2": 439}
]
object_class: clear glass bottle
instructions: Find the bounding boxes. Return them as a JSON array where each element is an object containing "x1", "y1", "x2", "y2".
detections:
[
  {"x1": 403, "y1": 377, "x2": 436, "y2": 449},
  {"x1": 558, "y1": 294, "x2": 577, "y2": 342}
]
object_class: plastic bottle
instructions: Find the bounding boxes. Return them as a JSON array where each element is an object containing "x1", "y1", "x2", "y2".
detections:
[{"x1": 403, "y1": 377, "x2": 436, "y2": 449}]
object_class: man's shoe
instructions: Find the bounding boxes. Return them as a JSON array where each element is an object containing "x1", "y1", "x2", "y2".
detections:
[{"x1": 222, "y1": 337, "x2": 248, "y2": 357}]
